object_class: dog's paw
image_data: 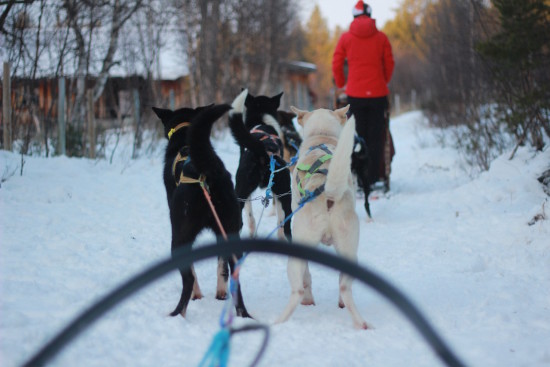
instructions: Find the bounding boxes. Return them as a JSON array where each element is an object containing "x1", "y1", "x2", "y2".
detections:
[
  {"x1": 191, "y1": 291, "x2": 203, "y2": 300},
  {"x1": 355, "y1": 321, "x2": 369, "y2": 330},
  {"x1": 216, "y1": 290, "x2": 228, "y2": 300},
  {"x1": 237, "y1": 308, "x2": 254, "y2": 319},
  {"x1": 230, "y1": 89, "x2": 248, "y2": 115}
]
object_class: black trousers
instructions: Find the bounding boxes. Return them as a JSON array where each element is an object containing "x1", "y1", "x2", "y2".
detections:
[{"x1": 347, "y1": 96, "x2": 389, "y2": 186}]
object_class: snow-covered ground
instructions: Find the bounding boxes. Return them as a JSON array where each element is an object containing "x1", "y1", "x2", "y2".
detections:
[{"x1": 1, "y1": 111, "x2": 549, "y2": 367}]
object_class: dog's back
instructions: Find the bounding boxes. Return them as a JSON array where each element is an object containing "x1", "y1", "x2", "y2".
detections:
[
  {"x1": 291, "y1": 107, "x2": 355, "y2": 206},
  {"x1": 189, "y1": 104, "x2": 233, "y2": 182}
]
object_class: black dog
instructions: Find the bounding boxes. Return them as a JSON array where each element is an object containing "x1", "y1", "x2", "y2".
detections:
[
  {"x1": 336, "y1": 93, "x2": 373, "y2": 218},
  {"x1": 351, "y1": 134, "x2": 372, "y2": 218},
  {"x1": 228, "y1": 89, "x2": 293, "y2": 240},
  {"x1": 277, "y1": 110, "x2": 302, "y2": 167},
  {"x1": 153, "y1": 104, "x2": 250, "y2": 318}
]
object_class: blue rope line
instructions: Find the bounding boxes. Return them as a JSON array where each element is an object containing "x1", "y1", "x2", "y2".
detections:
[
  {"x1": 198, "y1": 328, "x2": 231, "y2": 367},
  {"x1": 202, "y1": 252, "x2": 250, "y2": 367},
  {"x1": 201, "y1": 148, "x2": 302, "y2": 366},
  {"x1": 263, "y1": 156, "x2": 276, "y2": 205},
  {"x1": 218, "y1": 254, "x2": 249, "y2": 328},
  {"x1": 273, "y1": 150, "x2": 299, "y2": 173},
  {"x1": 265, "y1": 188, "x2": 321, "y2": 239}
]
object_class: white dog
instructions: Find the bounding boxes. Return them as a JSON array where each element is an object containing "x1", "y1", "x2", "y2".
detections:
[{"x1": 275, "y1": 105, "x2": 367, "y2": 329}]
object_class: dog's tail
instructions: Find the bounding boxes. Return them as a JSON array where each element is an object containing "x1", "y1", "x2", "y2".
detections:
[
  {"x1": 228, "y1": 89, "x2": 269, "y2": 164},
  {"x1": 188, "y1": 104, "x2": 232, "y2": 177},
  {"x1": 324, "y1": 115, "x2": 356, "y2": 201}
]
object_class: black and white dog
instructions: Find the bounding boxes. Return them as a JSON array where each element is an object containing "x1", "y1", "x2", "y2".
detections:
[
  {"x1": 153, "y1": 103, "x2": 250, "y2": 318},
  {"x1": 228, "y1": 89, "x2": 293, "y2": 240}
]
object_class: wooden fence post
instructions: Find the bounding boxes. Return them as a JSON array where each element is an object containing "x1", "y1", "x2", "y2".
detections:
[
  {"x1": 87, "y1": 89, "x2": 96, "y2": 159},
  {"x1": 58, "y1": 77, "x2": 66, "y2": 155},
  {"x1": 3, "y1": 62, "x2": 12, "y2": 151}
]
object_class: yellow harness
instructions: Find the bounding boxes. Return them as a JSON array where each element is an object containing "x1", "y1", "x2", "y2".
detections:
[
  {"x1": 168, "y1": 121, "x2": 204, "y2": 186},
  {"x1": 168, "y1": 120, "x2": 226, "y2": 239},
  {"x1": 295, "y1": 144, "x2": 333, "y2": 198}
]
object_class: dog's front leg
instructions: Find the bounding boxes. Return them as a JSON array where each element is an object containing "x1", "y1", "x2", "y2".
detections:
[
  {"x1": 301, "y1": 263, "x2": 315, "y2": 305},
  {"x1": 274, "y1": 197, "x2": 287, "y2": 241},
  {"x1": 333, "y1": 213, "x2": 368, "y2": 329},
  {"x1": 275, "y1": 257, "x2": 307, "y2": 324}
]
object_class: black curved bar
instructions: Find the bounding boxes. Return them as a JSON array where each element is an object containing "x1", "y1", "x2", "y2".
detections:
[{"x1": 22, "y1": 239, "x2": 466, "y2": 367}]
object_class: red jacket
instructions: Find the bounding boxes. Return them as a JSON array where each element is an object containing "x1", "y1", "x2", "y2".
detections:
[{"x1": 332, "y1": 16, "x2": 394, "y2": 98}]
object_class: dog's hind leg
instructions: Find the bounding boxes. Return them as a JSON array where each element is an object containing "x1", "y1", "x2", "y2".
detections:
[
  {"x1": 332, "y1": 210, "x2": 368, "y2": 329},
  {"x1": 191, "y1": 265, "x2": 203, "y2": 300},
  {"x1": 267, "y1": 198, "x2": 277, "y2": 217},
  {"x1": 216, "y1": 257, "x2": 229, "y2": 300},
  {"x1": 272, "y1": 167, "x2": 293, "y2": 240},
  {"x1": 273, "y1": 197, "x2": 287, "y2": 241},
  {"x1": 244, "y1": 199, "x2": 256, "y2": 236},
  {"x1": 301, "y1": 263, "x2": 315, "y2": 305},
  {"x1": 275, "y1": 256, "x2": 307, "y2": 324},
  {"x1": 338, "y1": 273, "x2": 367, "y2": 329},
  {"x1": 228, "y1": 253, "x2": 252, "y2": 318},
  {"x1": 171, "y1": 267, "x2": 196, "y2": 317},
  {"x1": 170, "y1": 217, "x2": 201, "y2": 317},
  {"x1": 275, "y1": 214, "x2": 321, "y2": 324},
  {"x1": 235, "y1": 168, "x2": 261, "y2": 237}
]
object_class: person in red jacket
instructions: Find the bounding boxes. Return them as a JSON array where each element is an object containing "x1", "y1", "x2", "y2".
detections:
[{"x1": 332, "y1": 1, "x2": 395, "y2": 190}]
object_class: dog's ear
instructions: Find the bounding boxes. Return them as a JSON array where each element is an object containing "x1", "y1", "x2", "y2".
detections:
[
  {"x1": 290, "y1": 106, "x2": 308, "y2": 127},
  {"x1": 335, "y1": 105, "x2": 350, "y2": 124},
  {"x1": 277, "y1": 110, "x2": 296, "y2": 127},
  {"x1": 244, "y1": 92, "x2": 253, "y2": 108},
  {"x1": 152, "y1": 107, "x2": 172, "y2": 121},
  {"x1": 231, "y1": 89, "x2": 248, "y2": 115},
  {"x1": 273, "y1": 91, "x2": 283, "y2": 102},
  {"x1": 195, "y1": 103, "x2": 215, "y2": 113},
  {"x1": 270, "y1": 92, "x2": 283, "y2": 109},
  {"x1": 280, "y1": 110, "x2": 296, "y2": 119}
]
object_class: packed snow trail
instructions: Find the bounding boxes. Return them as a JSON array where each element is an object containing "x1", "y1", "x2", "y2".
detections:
[{"x1": 1, "y1": 111, "x2": 549, "y2": 367}]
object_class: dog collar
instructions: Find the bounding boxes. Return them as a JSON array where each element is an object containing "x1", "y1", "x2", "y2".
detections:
[
  {"x1": 250, "y1": 125, "x2": 283, "y2": 156},
  {"x1": 168, "y1": 122, "x2": 191, "y2": 139}
]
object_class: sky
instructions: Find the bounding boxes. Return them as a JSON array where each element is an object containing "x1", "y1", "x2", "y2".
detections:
[
  {"x1": 301, "y1": 0, "x2": 401, "y2": 30},
  {"x1": 2, "y1": 110, "x2": 550, "y2": 367}
]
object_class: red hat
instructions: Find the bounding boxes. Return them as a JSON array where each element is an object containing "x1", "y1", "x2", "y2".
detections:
[{"x1": 352, "y1": 1, "x2": 372, "y2": 18}]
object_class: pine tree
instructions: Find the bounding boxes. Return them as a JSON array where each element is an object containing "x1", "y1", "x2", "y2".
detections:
[
  {"x1": 303, "y1": 5, "x2": 335, "y2": 107},
  {"x1": 476, "y1": 0, "x2": 550, "y2": 151}
]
